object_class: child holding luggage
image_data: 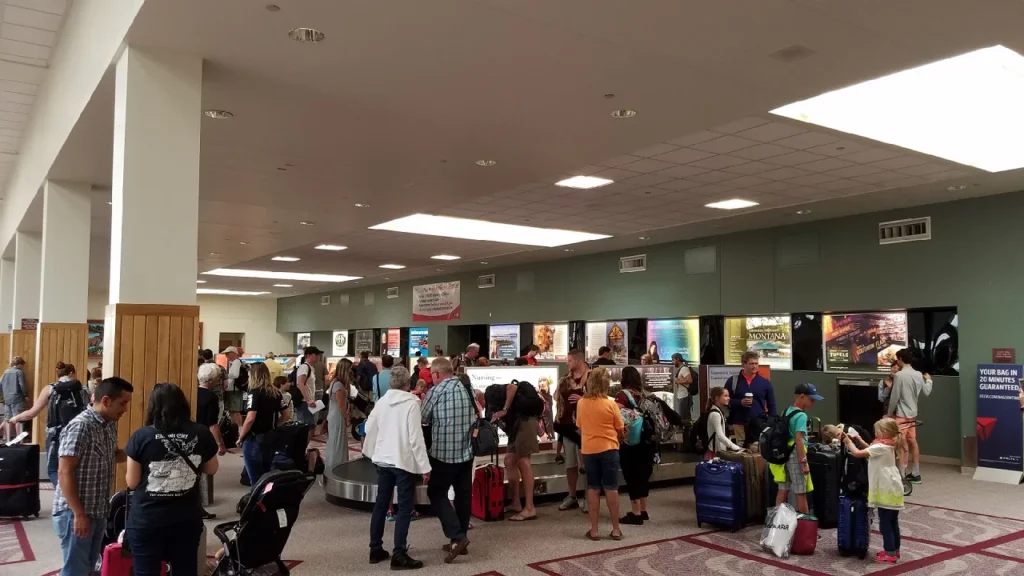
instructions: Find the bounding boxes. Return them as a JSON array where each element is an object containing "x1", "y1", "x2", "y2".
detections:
[{"x1": 842, "y1": 418, "x2": 905, "y2": 564}]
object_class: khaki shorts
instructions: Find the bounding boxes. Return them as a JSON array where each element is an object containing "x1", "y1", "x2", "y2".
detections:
[
  {"x1": 563, "y1": 437, "x2": 582, "y2": 469},
  {"x1": 224, "y1": 390, "x2": 244, "y2": 413},
  {"x1": 514, "y1": 417, "x2": 540, "y2": 457}
]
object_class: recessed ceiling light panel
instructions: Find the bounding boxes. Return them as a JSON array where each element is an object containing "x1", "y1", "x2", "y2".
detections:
[
  {"x1": 611, "y1": 109, "x2": 637, "y2": 119},
  {"x1": 315, "y1": 244, "x2": 348, "y2": 251},
  {"x1": 353, "y1": 203, "x2": 370, "y2": 208},
  {"x1": 772, "y1": 45, "x2": 1024, "y2": 172},
  {"x1": 202, "y1": 269, "x2": 360, "y2": 283},
  {"x1": 288, "y1": 27, "x2": 325, "y2": 43},
  {"x1": 196, "y1": 280, "x2": 206, "y2": 284},
  {"x1": 197, "y1": 289, "x2": 270, "y2": 296},
  {"x1": 369, "y1": 214, "x2": 611, "y2": 248},
  {"x1": 299, "y1": 221, "x2": 315, "y2": 226},
  {"x1": 556, "y1": 176, "x2": 614, "y2": 189},
  {"x1": 797, "y1": 209, "x2": 812, "y2": 215},
  {"x1": 273, "y1": 284, "x2": 293, "y2": 288},
  {"x1": 203, "y1": 110, "x2": 233, "y2": 119},
  {"x1": 475, "y1": 160, "x2": 497, "y2": 167},
  {"x1": 379, "y1": 264, "x2": 406, "y2": 270},
  {"x1": 431, "y1": 255, "x2": 461, "y2": 261},
  {"x1": 706, "y1": 199, "x2": 760, "y2": 210},
  {"x1": 271, "y1": 256, "x2": 301, "y2": 262}
]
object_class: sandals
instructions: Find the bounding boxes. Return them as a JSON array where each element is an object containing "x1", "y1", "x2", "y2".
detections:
[
  {"x1": 508, "y1": 513, "x2": 537, "y2": 522},
  {"x1": 609, "y1": 531, "x2": 623, "y2": 541},
  {"x1": 584, "y1": 530, "x2": 600, "y2": 541}
]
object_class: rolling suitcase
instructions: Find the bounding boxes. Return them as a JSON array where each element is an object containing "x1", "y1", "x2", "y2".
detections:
[
  {"x1": 694, "y1": 459, "x2": 745, "y2": 531},
  {"x1": 807, "y1": 446, "x2": 840, "y2": 528},
  {"x1": 101, "y1": 542, "x2": 168, "y2": 576},
  {"x1": 0, "y1": 440, "x2": 40, "y2": 518},
  {"x1": 471, "y1": 461, "x2": 504, "y2": 521},
  {"x1": 837, "y1": 495, "x2": 870, "y2": 559},
  {"x1": 719, "y1": 450, "x2": 764, "y2": 521}
]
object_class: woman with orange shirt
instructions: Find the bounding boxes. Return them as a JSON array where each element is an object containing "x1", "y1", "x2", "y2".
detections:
[{"x1": 575, "y1": 367, "x2": 624, "y2": 541}]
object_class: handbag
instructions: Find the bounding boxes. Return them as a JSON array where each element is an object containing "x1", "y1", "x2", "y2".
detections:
[{"x1": 462, "y1": 380, "x2": 499, "y2": 457}]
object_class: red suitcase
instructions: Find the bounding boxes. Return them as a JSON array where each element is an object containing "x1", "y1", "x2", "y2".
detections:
[
  {"x1": 791, "y1": 516, "x2": 819, "y2": 555},
  {"x1": 101, "y1": 542, "x2": 168, "y2": 576},
  {"x1": 471, "y1": 463, "x2": 504, "y2": 521}
]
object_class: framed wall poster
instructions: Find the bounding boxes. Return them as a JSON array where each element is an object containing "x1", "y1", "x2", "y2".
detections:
[
  {"x1": 724, "y1": 315, "x2": 793, "y2": 370},
  {"x1": 488, "y1": 324, "x2": 520, "y2": 360},
  {"x1": 823, "y1": 312, "x2": 908, "y2": 373},
  {"x1": 408, "y1": 327, "x2": 429, "y2": 357},
  {"x1": 646, "y1": 318, "x2": 700, "y2": 364},
  {"x1": 87, "y1": 320, "x2": 104, "y2": 358},
  {"x1": 585, "y1": 320, "x2": 628, "y2": 365},
  {"x1": 533, "y1": 322, "x2": 568, "y2": 361},
  {"x1": 296, "y1": 332, "x2": 311, "y2": 354},
  {"x1": 386, "y1": 328, "x2": 401, "y2": 357},
  {"x1": 355, "y1": 330, "x2": 375, "y2": 354},
  {"x1": 332, "y1": 330, "x2": 349, "y2": 357}
]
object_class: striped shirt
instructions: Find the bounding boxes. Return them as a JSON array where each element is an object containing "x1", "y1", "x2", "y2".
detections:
[
  {"x1": 421, "y1": 376, "x2": 475, "y2": 464},
  {"x1": 52, "y1": 407, "x2": 118, "y2": 518}
]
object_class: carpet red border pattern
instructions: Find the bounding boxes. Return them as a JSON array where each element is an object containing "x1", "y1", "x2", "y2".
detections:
[
  {"x1": 0, "y1": 520, "x2": 34, "y2": 566},
  {"x1": 527, "y1": 507, "x2": 1024, "y2": 576}
]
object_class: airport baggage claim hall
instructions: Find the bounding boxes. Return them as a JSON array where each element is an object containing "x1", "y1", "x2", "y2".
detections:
[{"x1": 2, "y1": 1, "x2": 1024, "y2": 575}]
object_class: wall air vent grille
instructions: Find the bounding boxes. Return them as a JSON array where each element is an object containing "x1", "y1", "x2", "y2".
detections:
[
  {"x1": 879, "y1": 217, "x2": 931, "y2": 245},
  {"x1": 386, "y1": 287, "x2": 399, "y2": 299},
  {"x1": 619, "y1": 254, "x2": 647, "y2": 273},
  {"x1": 477, "y1": 274, "x2": 495, "y2": 289}
]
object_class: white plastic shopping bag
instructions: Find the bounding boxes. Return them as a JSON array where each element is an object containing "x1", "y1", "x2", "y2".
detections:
[{"x1": 760, "y1": 503, "x2": 798, "y2": 558}]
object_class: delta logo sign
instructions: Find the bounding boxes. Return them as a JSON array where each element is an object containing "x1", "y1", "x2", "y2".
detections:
[{"x1": 976, "y1": 417, "x2": 998, "y2": 441}]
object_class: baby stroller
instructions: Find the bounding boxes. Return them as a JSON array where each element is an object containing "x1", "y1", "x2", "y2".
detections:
[{"x1": 213, "y1": 469, "x2": 314, "y2": 576}]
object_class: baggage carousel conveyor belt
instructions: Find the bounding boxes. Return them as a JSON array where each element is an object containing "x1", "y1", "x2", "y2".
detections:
[{"x1": 324, "y1": 450, "x2": 701, "y2": 509}]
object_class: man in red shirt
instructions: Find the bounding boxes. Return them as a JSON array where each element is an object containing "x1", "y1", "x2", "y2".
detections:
[
  {"x1": 415, "y1": 356, "x2": 432, "y2": 388},
  {"x1": 524, "y1": 344, "x2": 540, "y2": 366}
]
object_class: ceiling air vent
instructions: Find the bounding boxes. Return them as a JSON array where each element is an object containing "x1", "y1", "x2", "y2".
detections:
[
  {"x1": 878, "y1": 217, "x2": 931, "y2": 245},
  {"x1": 386, "y1": 287, "x2": 399, "y2": 299},
  {"x1": 477, "y1": 274, "x2": 495, "y2": 289},
  {"x1": 320, "y1": 295, "x2": 331, "y2": 306},
  {"x1": 619, "y1": 254, "x2": 647, "y2": 273}
]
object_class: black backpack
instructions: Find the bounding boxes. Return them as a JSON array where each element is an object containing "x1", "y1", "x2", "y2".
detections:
[
  {"x1": 483, "y1": 384, "x2": 508, "y2": 420},
  {"x1": 47, "y1": 380, "x2": 87, "y2": 438},
  {"x1": 235, "y1": 362, "x2": 250, "y2": 392},
  {"x1": 690, "y1": 406, "x2": 722, "y2": 454},
  {"x1": 759, "y1": 409, "x2": 803, "y2": 465},
  {"x1": 511, "y1": 379, "x2": 543, "y2": 418}
]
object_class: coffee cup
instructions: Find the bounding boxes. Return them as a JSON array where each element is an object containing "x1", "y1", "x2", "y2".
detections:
[{"x1": 745, "y1": 393, "x2": 753, "y2": 398}]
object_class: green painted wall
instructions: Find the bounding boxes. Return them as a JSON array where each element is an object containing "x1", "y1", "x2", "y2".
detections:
[{"x1": 279, "y1": 191, "x2": 1024, "y2": 461}]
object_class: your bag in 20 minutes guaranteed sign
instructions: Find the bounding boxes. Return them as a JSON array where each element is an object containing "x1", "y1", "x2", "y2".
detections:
[
  {"x1": 976, "y1": 363, "x2": 1023, "y2": 473},
  {"x1": 412, "y1": 281, "x2": 461, "y2": 322}
]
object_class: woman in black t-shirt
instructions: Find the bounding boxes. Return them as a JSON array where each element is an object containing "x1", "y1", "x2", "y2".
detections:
[
  {"x1": 237, "y1": 363, "x2": 284, "y2": 485},
  {"x1": 125, "y1": 382, "x2": 218, "y2": 576}
]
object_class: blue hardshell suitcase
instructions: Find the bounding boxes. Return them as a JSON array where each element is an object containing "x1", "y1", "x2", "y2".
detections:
[
  {"x1": 837, "y1": 495, "x2": 870, "y2": 559},
  {"x1": 695, "y1": 459, "x2": 745, "y2": 531}
]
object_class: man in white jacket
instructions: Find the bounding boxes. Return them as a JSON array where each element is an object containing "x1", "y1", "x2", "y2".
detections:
[{"x1": 362, "y1": 365, "x2": 430, "y2": 570}]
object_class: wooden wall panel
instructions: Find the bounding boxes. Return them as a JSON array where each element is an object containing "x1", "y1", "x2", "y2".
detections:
[
  {"x1": 11, "y1": 329, "x2": 35, "y2": 398},
  {"x1": 106, "y1": 304, "x2": 199, "y2": 491},
  {"x1": 32, "y1": 323, "x2": 89, "y2": 445},
  {"x1": 0, "y1": 333, "x2": 10, "y2": 363}
]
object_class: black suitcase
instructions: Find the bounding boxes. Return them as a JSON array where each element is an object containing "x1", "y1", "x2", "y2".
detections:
[
  {"x1": 0, "y1": 442, "x2": 40, "y2": 518},
  {"x1": 808, "y1": 446, "x2": 840, "y2": 528}
]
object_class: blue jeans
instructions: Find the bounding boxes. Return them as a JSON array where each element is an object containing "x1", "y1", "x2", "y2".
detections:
[
  {"x1": 369, "y1": 466, "x2": 416, "y2": 554},
  {"x1": 878, "y1": 508, "x2": 901, "y2": 554},
  {"x1": 126, "y1": 520, "x2": 203, "y2": 576},
  {"x1": 583, "y1": 449, "x2": 620, "y2": 491},
  {"x1": 46, "y1": 433, "x2": 59, "y2": 486},
  {"x1": 242, "y1": 435, "x2": 269, "y2": 485},
  {"x1": 52, "y1": 510, "x2": 105, "y2": 576}
]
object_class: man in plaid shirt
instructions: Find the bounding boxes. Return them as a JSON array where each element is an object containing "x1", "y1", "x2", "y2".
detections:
[
  {"x1": 421, "y1": 357, "x2": 475, "y2": 563},
  {"x1": 52, "y1": 377, "x2": 133, "y2": 576}
]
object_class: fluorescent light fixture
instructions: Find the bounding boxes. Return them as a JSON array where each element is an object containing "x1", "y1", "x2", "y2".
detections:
[
  {"x1": 315, "y1": 244, "x2": 347, "y2": 251},
  {"x1": 705, "y1": 199, "x2": 759, "y2": 210},
  {"x1": 202, "y1": 269, "x2": 361, "y2": 283},
  {"x1": 197, "y1": 289, "x2": 270, "y2": 296},
  {"x1": 379, "y1": 264, "x2": 406, "y2": 270},
  {"x1": 271, "y1": 256, "x2": 301, "y2": 262},
  {"x1": 431, "y1": 254, "x2": 461, "y2": 261},
  {"x1": 369, "y1": 214, "x2": 611, "y2": 248},
  {"x1": 556, "y1": 175, "x2": 614, "y2": 189},
  {"x1": 771, "y1": 45, "x2": 1024, "y2": 172},
  {"x1": 273, "y1": 284, "x2": 293, "y2": 288}
]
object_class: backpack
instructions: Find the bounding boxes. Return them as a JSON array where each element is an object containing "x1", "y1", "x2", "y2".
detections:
[
  {"x1": 641, "y1": 395, "x2": 675, "y2": 443},
  {"x1": 235, "y1": 362, "x2": 250, "y2": 392},
  {"x1": 511, "y1": 380, "x2": 543, "y2": 418},
  {"x1": 287, "y1": 362, "x2": 305, "y2": 386},
  {"x1": 690, "y1": 406, "x2": 723, "y2": 454},
  {"x1": 47, "y1": 380, "x2": 87, "y2": 437},
  {"x1": 759, "y1": 409, "x2": 803, "y2": 465},
  {"x1": 483, "y1": 384, "x2": 507, "y2": 421},
  {"x1": 622, "y1": 390, "x2": 657, "y2": 446}
]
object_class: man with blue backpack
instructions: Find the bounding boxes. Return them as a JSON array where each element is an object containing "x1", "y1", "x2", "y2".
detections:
[{"x1": 763, "y1": 383, "x2": 824, "y2": 515}]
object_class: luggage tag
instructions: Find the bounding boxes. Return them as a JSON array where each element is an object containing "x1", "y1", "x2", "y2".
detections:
[
  {"x1": 5, "y1": 431, "x2": 27, "y2": 446},
  {"x1": 277, "y1": 509, "x2": 288, "y2": 527}
]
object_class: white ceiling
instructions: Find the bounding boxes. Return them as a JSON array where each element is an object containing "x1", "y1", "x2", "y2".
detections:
[
  {"x1": 0, "y1": 0, "x2": 65, "y2": 193},
  {"x1": 31, "y1": 0, "x2": 1024, "y2": 296}
]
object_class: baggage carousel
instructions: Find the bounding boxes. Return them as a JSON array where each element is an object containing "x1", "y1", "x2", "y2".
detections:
[{"x1": 324, "y1": 449, "x2": 701, "y2": 509}]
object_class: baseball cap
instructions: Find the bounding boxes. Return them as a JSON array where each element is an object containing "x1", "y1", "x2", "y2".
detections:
[
  {"x1": 221, "y1": 346, "x2": 239, "y2": 355},
  {"x1": 795, "y1": 382, "x2": 824, "y2": 401},
  {"x1": 671, "y1": 352, "x2": 684, "y2": 362},
  {"x1": 304, "y1": 346, "x2": 324, "y2": 356}
]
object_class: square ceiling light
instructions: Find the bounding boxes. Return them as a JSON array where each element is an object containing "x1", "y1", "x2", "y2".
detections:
[
  {"x1": 556, "y1": 175, "x2": 614, "y2": 189},
  {"x1": 197, "y1": 288, "x2": 270, "y2": 296},
  {"x1": 271, "y1": 256, "x2": 301, "y2": 262},
  {"x1": 771, "y1": 45, "x2": 1024, "y2": 172},
  {"x1": 315, "y1": 244, "x2": 347, "y2": 251},
  {"x1": 202, "y1": 269, "x2": 360, "y2": 282},
  {"x1": 369, "y1": 214, "x2": 610, "y2": 247},
  {"x1": 431, "y1": 254, "x2": 461, "y2": 261},
  {"x1": 705, "y1": 199, "x2": 759, "y2": 210}
]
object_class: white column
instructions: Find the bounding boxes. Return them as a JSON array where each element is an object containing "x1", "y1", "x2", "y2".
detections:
[
  {"x1": 11, "y1": 232, "x2": 40, "y2": 329},
  {"x1": 0, "y1": 259, "x2": 13, "y2": 332},
  {"x1": 110, "y1": 46, "x2": 200, "y2": 306},
  {"x1": 40, "y1": 181, "x2": 91, "y2": 322}
]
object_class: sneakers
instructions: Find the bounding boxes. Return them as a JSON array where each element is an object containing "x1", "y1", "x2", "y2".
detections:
[
  {"x1": 875, "y1": 551, "x2": 898, "y2": 564},
  {"x1": 581, "y1": 499, "x2": 589, "y2": 514},
  {"x1": 558, "y1": 497, "x2": 579, "y2": 511},
  {"x1": 906, "y1": 474, "x2": 922, "y2": 484},
  {"x1": 369, "y1": 549, "x2": 390, "y2": 564},
  {"x1": 554, "y1": 454, "x2": 565, "y2": 465},
  {"x1": 641, "y1": 511, "x2": 650, "y2": 521},
  {"x1": 390, "y1": 552, "x2": 424, "y2": 570},
  {"x1": 619, "y1": 512, "x2": 643, "y2": 525}
]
